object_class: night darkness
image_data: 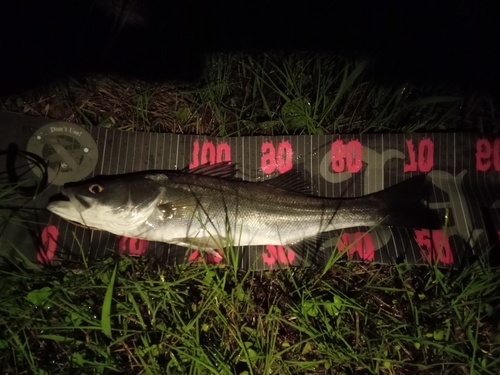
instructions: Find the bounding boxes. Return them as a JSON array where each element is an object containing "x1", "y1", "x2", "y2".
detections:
[{"x1": 0, "y1": 1, "x2": 500, "y2": 99}]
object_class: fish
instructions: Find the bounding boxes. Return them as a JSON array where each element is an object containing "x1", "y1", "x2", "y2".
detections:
[{"x1": 47, "y1": 162, "x2": 441, "y2": 262}]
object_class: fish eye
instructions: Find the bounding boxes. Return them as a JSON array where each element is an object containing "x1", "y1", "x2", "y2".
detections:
[{"x1": 89, "y1": 184, "x2": 104, "y2": 194}]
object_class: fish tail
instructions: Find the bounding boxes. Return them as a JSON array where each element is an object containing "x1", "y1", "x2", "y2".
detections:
[{"x1": 375, "y1": 175, "x2": 441, "y2": 229}]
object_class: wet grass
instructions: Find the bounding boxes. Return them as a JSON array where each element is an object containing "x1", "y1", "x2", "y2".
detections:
[{"x1": 1, "y1": 252, "x2": 499, "y2": 374}]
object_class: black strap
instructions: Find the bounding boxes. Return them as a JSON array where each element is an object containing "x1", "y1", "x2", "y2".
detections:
[{"x1": 0, "y1": 143, "x2": 48, "y2": 197}]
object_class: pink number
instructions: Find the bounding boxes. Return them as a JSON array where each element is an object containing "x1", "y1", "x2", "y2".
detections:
[
  {"x1": 277, "y1": 141, "x2": 293, "y2": 174},
  {"x1": 261, "y1": 142, "x2": 276, "y2": 174},
  {"x1": 188, "y1": 249, "x2": 223, "y2": 264},
  {"x1": 337, "y1": 232, "x2": 374, "y2": 261},
  {"x1": 346, "y1": 140, "x2": 362, "y2": 172},
  {"x1": 189, "y1": 140, "x2": 200, "y2": 169},
  {"x1": 352, "y1": 232, "x2": 375, "y2": 261},
  {"x1": 261, "y1": 141, "x2": 294, "y2": 174},
  {"x1": 414, "y1": 229, "x2": 453, "y2": 265},
  {"x1": 404, "y1": 139, "x2": 418, "y2": 172},
  {"x1": 330, "y1": 139, "x2": 362, "y2": 173},
  {"x1": 216, "y1": 143, "x2": 231, "y2": 163},
  {"x1": 118, "y1": 236, "x2": 148, "y2": 256},
  {"x1": 191, "y1": 140, "x2": 232, "y2": 168},
  {"x1": 201, "y1": 141, "x2": 216, "y2": 165},
  {"x1": 331, "y1": 139, "x2": 345, "y2": 173},
  {"x1": 262, "y1": 245, "x2": 295, "y2": 267},
  {"x1": 418, "y1": 138, "x2": 434, "y2": 172},
  {"x1": 188, "y1": 250, "x2": 200, "y2": 261},
  {"x1": 37, "y1": 225, "x2": 59, "y2": 264},
  {"x1": 129, "y1": 238, "x2": 148, "y2": 256},
  {"x1": 405, "y1": 138, "x2": 433, "y2": 172},
  {"x1": 476, "y1": 139, "x2": 492, "y2": 172}
]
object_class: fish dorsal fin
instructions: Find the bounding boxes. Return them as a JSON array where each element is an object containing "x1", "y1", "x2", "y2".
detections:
[
  {"x1": 182, "y1": 162, "x2": 239, "y2": 179},
  {"x1": 263, "y1": 169, "x2": 316, "y2": 195}
]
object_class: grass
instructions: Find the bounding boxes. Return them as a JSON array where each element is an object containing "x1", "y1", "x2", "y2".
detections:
[
  {"x1": 3, "y1": 53, "x2": 497, "y2": 135},
  {"x1": 1, "y1": 52, "x2": 500, "y2": 374},
  {"x1": 1, "y1": 251, "x2": 499, "y2": 374}
]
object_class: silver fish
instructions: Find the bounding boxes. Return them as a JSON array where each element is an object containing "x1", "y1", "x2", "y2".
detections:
[{"x1": 47, "y1": 163, "x2": 441, "y2": 259}]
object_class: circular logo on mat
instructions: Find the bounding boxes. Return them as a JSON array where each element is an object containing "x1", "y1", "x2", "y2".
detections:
[{"x1": 27, "y1": 122, "x2": 98, "y2": 186}]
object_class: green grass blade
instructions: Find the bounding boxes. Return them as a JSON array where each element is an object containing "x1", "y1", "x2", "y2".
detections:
[{"x1": 101, "y1": 263, "x2": 117, "y2": 339}]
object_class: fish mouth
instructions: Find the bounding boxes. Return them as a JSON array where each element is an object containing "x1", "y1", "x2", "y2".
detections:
[
  {"x1": 48, "y1": 189, "x2": 93, "y2": 211},
  {"x1": 47, "y1": 190, "x2": 89, "y2": 215},
  {"x1": 48, "y1": 192, "x2": 71, "y2": 204},
  {"x1": 47, "y1": 192, "x2": 102, "y2": 231},
  {"x1": 46, "y1": 192, "x2": 74, "y2": 213}
]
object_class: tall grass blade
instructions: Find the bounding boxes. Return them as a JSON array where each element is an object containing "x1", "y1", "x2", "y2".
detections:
[{"x1": 101, "y1": 263, "x2": 117, "y2": 339}]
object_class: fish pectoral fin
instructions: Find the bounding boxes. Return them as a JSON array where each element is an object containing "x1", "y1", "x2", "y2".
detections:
[
  {"x1": 158, "y1": 196, "x2": 211, "y2": 220},
  {"x1": 288, "y1": 232, "x2": 334, "y2": 266}
]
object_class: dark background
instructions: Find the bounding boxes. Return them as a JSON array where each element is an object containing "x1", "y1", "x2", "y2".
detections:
[{"x1": 0, "y1": 0, "x2": 499, "y2": 97}]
